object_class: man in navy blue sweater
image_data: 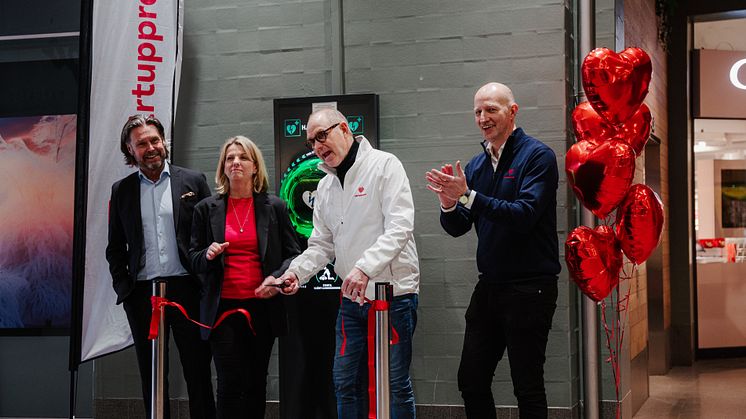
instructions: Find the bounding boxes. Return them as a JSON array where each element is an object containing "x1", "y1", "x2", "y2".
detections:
[{"x1": 426, "y1": 82, "x2": 560, "y2": 419}]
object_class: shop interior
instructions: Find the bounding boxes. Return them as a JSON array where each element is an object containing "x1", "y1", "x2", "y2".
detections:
[{"x1": 692, "y1": 17, "x2": 746, "y2": 354}]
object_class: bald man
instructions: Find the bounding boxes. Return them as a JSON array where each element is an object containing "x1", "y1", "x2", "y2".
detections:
[
  {"x1": 277, "y1": 108, "x2": 420, "y2": 419},
  {"x1": 426, "y1": 83, "x2": 561, "y2": 419}
]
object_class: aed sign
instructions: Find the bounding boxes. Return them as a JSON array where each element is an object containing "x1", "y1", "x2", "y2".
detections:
[{"x1": 693, "y1": 49, "x2": 746, "y2": 119}]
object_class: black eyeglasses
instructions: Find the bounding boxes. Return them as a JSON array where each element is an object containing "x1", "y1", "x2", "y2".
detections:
[{"x1": 305, "y1": 123, "x2": 340, "y2": 149}]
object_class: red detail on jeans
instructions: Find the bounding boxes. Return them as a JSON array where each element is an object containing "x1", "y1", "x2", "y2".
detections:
[{"x1": 338, "y1": 293, "x2": 400, "y2": 419}]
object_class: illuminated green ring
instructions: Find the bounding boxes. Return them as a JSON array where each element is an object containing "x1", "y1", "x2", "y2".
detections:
[{"x1": 279, "y1": 152, "x2": 325, "y2": 238}]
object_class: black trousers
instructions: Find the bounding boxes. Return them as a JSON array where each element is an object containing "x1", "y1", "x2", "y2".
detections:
[
  {"x1": 457, "y1": 279, "x2": 558, "y2": 419},
  {"x1": 209, "y1": 298, "x2": 275, "y2": 419},
  {"x1": 122, "y1": 278, "x2": 216, "y2": 419}
]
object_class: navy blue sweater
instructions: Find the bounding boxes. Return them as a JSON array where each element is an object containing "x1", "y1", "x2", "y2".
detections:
[{"x1": 441, "y1": 128, "x2": 561, "y2": 283}]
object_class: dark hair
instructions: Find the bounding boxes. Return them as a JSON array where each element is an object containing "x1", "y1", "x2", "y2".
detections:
[{"x1": 119, "y1": 114, "x2": 168, "y2": 166}]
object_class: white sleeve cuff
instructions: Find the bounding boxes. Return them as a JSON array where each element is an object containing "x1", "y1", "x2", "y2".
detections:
[{"x1": 441, "y1": 203, "x2": 457, "y2": 212}]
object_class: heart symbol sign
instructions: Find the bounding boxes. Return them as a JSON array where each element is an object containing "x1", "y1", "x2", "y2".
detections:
[
  {"x1": 566, "y1": 139, "x2": 635, "y2": 218},
  {"x1": 286, "y1": 124, "x2": 297, "y2": 135},
  {"x1": 302, "y1": 190, "x2": 316, "y2": 209},
  {"x1": 582, "y1": 47, "x2": 652, "y2": 125},
  {"x1": 565, "y1": 225, "x2": 622, "y2": 302},
  {"x1": 349, "y1": 121, "x2": 359, "y2": 132},
  {"x1": 572, "y1": 101, "x2": 651, "y2": 156}
]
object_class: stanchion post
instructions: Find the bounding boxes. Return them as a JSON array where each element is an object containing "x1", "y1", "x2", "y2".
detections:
[
  {"x1": 375, "y1": 282, "x2": 393, "y2": 419},
  {"x1": 152, "y1": 280, "x2": 167, "y2": 419}
]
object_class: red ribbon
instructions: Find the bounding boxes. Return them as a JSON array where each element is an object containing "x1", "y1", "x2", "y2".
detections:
[
  {"x1": 148, "y1": 296, "x2": 255, "y2": 340},
  {"x1": 338, "y1": 294, "x2": 400, "y2": 419}
]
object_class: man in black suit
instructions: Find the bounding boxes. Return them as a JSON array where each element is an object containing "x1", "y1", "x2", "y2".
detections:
[{"x1": 106, "y1": 114, "x2": 215, "y2": 419}]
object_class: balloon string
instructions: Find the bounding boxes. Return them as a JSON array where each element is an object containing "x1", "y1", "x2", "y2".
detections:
[{"x1": 600, "y1": 262, "x2": 635, "y2": 419}]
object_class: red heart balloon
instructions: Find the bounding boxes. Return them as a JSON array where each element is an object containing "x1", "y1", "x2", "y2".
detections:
[
  {"x1": 572, "y1": 101, "x2": 652, "y2": 156},
  {"x1": 565, "y1": 139, "x2": 636, "y2": 218},
  {"x1": 565, "y1": 225, "x2": 623, "y2": 302},
  {"x1": 615, "y1": 184, "x2": 664, "y2": 264},
  {"x1": 582, "y1": 47, "x2": 652, "y2": 125}
]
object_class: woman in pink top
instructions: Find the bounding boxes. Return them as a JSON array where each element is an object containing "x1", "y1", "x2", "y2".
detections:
[{"x1": 189, "y1": 136, "x2": 300, "y2": 418}]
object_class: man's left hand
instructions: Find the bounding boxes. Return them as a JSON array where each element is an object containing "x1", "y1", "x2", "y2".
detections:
[{"x1": 342, "y1": 267, "x2": 369, "y2": 305}]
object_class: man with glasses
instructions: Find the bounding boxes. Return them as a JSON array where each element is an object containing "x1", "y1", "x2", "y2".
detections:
[
  {"x1": 106, "y1": 114, "x2": 215, "y2": 419},
  {"x1": 276, "y1": 108, "x2": 421, "y2": 419}
]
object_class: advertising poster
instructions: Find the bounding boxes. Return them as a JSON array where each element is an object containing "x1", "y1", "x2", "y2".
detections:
[{"x1": 0, "y1": 114, "x2": 76, "y2": 331}]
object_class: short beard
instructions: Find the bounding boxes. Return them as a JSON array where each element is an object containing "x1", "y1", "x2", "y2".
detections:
[{"x1": 139, "y1": 149, "x2": 167, "y2": 173}]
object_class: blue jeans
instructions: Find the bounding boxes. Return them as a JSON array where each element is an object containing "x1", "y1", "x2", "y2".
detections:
[{"x1": 333, "y1": 293, "x2": 418, "y2": 419}]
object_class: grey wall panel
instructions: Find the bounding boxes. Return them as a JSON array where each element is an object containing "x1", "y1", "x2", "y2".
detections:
[{"x1": 99, "y1": 0, "x2": 579, "y2": 411}]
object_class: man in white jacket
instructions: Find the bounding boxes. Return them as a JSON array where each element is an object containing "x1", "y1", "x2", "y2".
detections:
[{"x1": 271, "y1": 108, "x2": 420, "y2": 419}]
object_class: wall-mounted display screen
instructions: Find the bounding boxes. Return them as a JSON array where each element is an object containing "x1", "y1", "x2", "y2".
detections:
[{"x1": 0, "y1": 114, "x2": 77, "y2": 332}]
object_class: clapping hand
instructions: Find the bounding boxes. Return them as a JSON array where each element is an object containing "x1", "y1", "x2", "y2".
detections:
[{"x1": 426, "y1": 161, "x2": 468, "y2": 206}]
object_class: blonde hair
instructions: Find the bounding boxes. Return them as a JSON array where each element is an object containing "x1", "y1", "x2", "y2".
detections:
[{"x1": 215, "y1": 136, "x2": 269, "y2": 195}]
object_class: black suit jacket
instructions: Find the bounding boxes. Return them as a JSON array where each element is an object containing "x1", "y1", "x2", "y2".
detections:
[
  {"x1": 106, "y1": 165, "x2": 212, "y2": 305},
  {"x1": 189, "y1": 192, "x2": 301, "y2": 339}
]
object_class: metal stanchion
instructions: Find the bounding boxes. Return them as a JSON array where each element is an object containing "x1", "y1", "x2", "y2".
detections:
[
  {"x1": 151, "y1": 280, "x2": 167, "y2": 419},
  {"x1": 375, "y1": 282, "x2": 393, "y2": 419}
]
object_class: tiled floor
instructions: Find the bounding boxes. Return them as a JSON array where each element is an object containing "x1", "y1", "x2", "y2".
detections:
[{"x1": 634, "y1": 357, "x2": 746, "y2": 418}]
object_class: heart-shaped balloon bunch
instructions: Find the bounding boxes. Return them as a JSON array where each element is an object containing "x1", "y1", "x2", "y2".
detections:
[
  {"x1": 565, "y1": 225, "x2": 623, "y2": 302},
  {"x1": 566, "y1": 47, "x2": 663, "y2": 301},
  {"x1": 615, "y1": 184, "x2": 664, "y2": 264}
]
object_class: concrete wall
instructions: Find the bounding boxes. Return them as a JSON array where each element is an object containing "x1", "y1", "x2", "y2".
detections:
[{"x1": 98, "y1": 0, "x2": 580, "y2": 415}]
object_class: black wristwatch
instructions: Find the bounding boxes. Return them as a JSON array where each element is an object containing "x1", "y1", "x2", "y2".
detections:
[{"x1": 459, "y1": 188, "x2": 472, "y2": 205}]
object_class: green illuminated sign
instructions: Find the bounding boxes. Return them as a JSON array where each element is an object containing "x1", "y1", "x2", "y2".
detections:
[
  {"x1": 347, "y1": 116, "x2": 364, "y2": 134},
  {"x1": 278, "y1": 152, "x2": 324, "y2": 238},
  {"x1": 284, "y1": 119, "x2": 301, "y2": 137}
]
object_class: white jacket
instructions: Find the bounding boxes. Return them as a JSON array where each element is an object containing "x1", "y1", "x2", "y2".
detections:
[{"x1": 288, "y1": 136, "x2": 420, "y2": 299}]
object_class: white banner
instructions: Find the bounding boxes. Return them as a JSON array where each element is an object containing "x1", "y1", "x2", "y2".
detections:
[{"x1": 81, "y1": 0, "x2": 183, "y2": 361}]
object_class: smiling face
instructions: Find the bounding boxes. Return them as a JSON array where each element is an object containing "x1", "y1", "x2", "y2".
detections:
[
  {"x1": 306, "y1": 111, "x2": 353, "y2": 168},
  {"x1": 223, "y1": 143, "x2": 256, "y2": 190},
  {"x1": 473, "y1": 83, "x2": 518, "y2": 146},
  {"x1": 127, "y1": 124, "x2": 168, "y2": 179}
]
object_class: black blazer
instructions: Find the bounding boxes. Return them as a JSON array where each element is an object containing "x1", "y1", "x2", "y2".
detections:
[
  {"x1": 189, "y1": 192, "x2": 301, "y2": 340},
  {"x1": 106, "y1": 165, "x2": 212, "y2": 305}
]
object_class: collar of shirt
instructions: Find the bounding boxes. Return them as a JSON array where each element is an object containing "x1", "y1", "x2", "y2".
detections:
[
  {"x1": 485, "y1": 141, "x2": 505, "y2": 171},
  {"x1": 335, "y1": 138, "x2": 360, "y2": 188},
  {"x1": 138, "y1": 160, "x2": 171, "y2": 185}
]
